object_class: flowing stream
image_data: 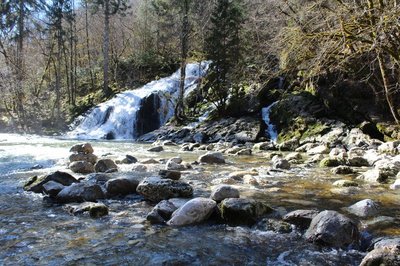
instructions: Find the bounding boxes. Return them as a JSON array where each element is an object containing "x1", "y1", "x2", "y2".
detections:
[{"x1": 1, "y1": 134, "x2": 400, "y2": 265}]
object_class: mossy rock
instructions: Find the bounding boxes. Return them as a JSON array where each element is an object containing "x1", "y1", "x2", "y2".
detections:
[
  {"x1": 376, "y1": 123, "x2": 400, "y2": 141},
  {"x1": 319, "y1": 158, "x2": 342, "y2": 167}
]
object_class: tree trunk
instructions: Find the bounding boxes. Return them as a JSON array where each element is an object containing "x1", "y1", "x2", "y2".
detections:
[
  {"x1": 85, "y1": 0, "x2": 95, "y2": 92},
  {"x1": 16, "y1": 0, "x2": 26, "y2": 129},
  {"x1": 103, "y1": 0, "x2": 111, "y2": 97}
]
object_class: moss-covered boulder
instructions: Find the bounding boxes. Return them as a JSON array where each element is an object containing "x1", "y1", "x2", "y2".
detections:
[{"x1": 319, "y1": 158, "x2": 342, "y2": 167}]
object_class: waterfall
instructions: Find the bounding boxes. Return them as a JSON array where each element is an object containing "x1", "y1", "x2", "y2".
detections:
[
  {"x1": 67, "y1": 62, "x2": 209, "y2": 140},
  {"x1": 261, "y1": 101, "x2": 278, "y2": 143}
]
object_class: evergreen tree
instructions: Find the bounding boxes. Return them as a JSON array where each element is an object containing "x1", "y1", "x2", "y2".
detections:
[{"x1": 204, "y1": 0, "x2": 244, "y2": 115}]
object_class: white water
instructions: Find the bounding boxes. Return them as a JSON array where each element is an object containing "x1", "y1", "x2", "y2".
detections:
[
  {"x1": 67, "y1": 62, "x2": 209, "y2": 140},
  {"x1": 261, "y1": 101, "x2": 279, "y2": 143}
]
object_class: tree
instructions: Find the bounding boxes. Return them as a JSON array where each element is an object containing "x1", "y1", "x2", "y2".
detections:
[{"x1": 204, "y1": 0, "x2": 244, "y2": 115}]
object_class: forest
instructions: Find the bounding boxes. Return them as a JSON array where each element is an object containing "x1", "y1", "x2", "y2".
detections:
[{"x1": 0, "y1": 0, "x2": 399, "y2": 134}]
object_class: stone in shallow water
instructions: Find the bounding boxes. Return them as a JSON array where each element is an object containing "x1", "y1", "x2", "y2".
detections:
[
  {"x1": 159, "y1": 170, "x2": 181, "y2": 180},
  {"x1": 359, "y1": 246, "x2": 400, "y2": 266},
  {"x1": 105, "y1": 177, "x2": 139, "y2": 197},
  {"x1": 69, "y1": 161, "x2": 95, "y2": 174},
  {"x1": 70, "y1": 143, "x2": 94, "y2": 154},
  {"x1": 255, "y1": 218, "x2": 293, "y2": 233},
  {"x1": 65, "y1": 202, "x2": 108, "y2": 218},
  {"x1": 42, "y1": 181, "x2": 65, "y2": 198},
  {"x1": 210, "y1": 185, "x2": 240, "y2": 202},
  {"x1": 69, "y1": 153, "x2": 98, "y2": 164},
  {"x1": 347, "y1": 199, "x2": 379, "y2": 218},
  {"x1": 94, "y1": 159, "x2": 118, "y2": 173},
  {"x1": 24, "y1": 171, "x2": 79, "y2": 194},
  {"x1": 167, "y1": 198, "x2": 216, "y2": 226},
  {"x1": 148, "y1": 146, "x2": 164, "y2": 152},
  {"x1": 136, "y1": 177, "x2": 193, "y2": 202},
  {"x1": 198, "y1": 152, "x2": 225, "y2": 164},
  {"x1": 331, "y1": 166, "x2": 354, "y2": 175},
  {"x1": 56, "y1": 183, "x2": 105, "y2": 203},
  {"x1": 332, "y1": 179, "x2": 359, "y2": 187},
  {"x1": 283, "y1": 209, "x2": 319, "y2": 230}
]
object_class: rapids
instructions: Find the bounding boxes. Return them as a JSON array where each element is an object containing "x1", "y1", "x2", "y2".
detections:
[{"x1": 1, "y1": 134, "x2": 399, "y2": 265}]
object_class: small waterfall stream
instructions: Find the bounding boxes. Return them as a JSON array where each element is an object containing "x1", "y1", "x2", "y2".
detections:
[
  {"x1": 261, "y1": 101, "x2": 278, "y2": 142},
  {"x1": 67, "y1": 62, "x2": 209, "y2": 140}
]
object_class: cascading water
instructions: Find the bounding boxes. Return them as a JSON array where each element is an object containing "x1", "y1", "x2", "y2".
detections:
[
  {"x1": 261, "y1": 101, "x2": 278, "y2": 143},
  {"x1": 67, "y1": 62, "x2": 209, "y2": 139}
]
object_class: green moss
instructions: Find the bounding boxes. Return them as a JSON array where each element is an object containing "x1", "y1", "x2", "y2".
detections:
[
  {"x1": 301, "y1": 122, "x2": 330, "y2": 140},
  {"x1": 319, "y1": 158, "x2": 341, "y2": 167}
]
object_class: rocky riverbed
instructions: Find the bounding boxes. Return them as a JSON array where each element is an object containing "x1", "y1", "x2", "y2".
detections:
[{"x1": 1, "y1": 131, "x2": 400, "y2": 265}]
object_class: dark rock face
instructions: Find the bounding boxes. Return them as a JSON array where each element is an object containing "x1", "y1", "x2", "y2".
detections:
[
  {"x1": 105, "y1": 177, "x2": 139, "y2": 197},
  {"x1": 42, "y1": 181, "x2": 65, "y2": 197},
  {"x1": 305, "y1": 210, "x2": 359, "y2": 247},
  {"x1": 136, "y1": 177, "x2": 193, "y2": 202},
  {"x1": 24, "y1": 171, "x2": 79, "y2": 194},
  {"x1": 95, "y1": 159, "x2": 118, "y2": 173},
  {"x1": 135, "y1": 93, "x2": 161, "y2": 137},
  {"x1": 283, "y1": 209, "x2": 319, "y2": 230},
  {"x1": 219, "y1": 198, "x2": 273, "y2": 226},
  {"x1": 56, "y1": 183, "x2": 105, "y2": 203},
  {"x1": 159, "y1": 170, "x2": 181, "y2": 180}
]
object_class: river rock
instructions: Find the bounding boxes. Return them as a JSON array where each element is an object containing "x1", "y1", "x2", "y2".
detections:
[
  {"x1": 285, "y1": 152, "x2": 302, "y2": 161},
  {"x1": 146, "y1": 198, "x2": 188, "y2": 224},
  {"x1": 70, "y1": 143, "x2": 94, "y2": 154},
  {"x1": 131, "y1": 164, "x2": 147, "y2": 172},
  {"x1": 199, "y1": 152, "x2": 225, "y2": 164},
  {"x1": 278, "y1": 138, "x2": 300, "y2": 151},
  {"x1": 329, "y1": 147, "x2": 347, "y2": 161},
  {"x1": 363, "y1": 216, "x2": 397, "y2": 232},
  {"x1": 390, "y1": 179, "x2": 400, "y2": 189},
  {"x1": 331, "y1": 166, "x2": 354, "y2": 175},
  {"x1": 148, "y1": 146, "x2": 164, "y2": 152},
  {"x1": 166, "y1": 160, "x2": 185, "y2": 171},
  {"x1": 253, "y1": 142, "x2": 275, "y2": 152},
  {"x1": 105, "y1": 177, "x2": 139, "y2": 197},
  {"x1": 347, "y1": 199, "x2": 379, "y2": 218},
  {"x1": 69, "y1": 161, "x2": 95, "y2": 174},
  {"x1": 378, "y1": 141, "x2": 400, "y2": 155},
  {"x1": 346, "y1": 156, "x2": 370, "y2": 167},
  {"x1": 271, "y1": 157, "x2": 290, "y2": 170},
  {"x1": 140, "y1": 158, "x2": 159, "y2": 164},
  {"x1": 119, "y1": 155, "x2": 138, "y2": 164},
  {"x1": 69, "y1": 153, "x2": 98, "y2": 164},
  {"x1": 24, "y1": 171, "x2": 79, "y2": 194},
  {"x1": 65, "y1": 202, "x2": 109, "y2": 218},
  {"x1": 219, "y1": 198, "x2": 273, "y2": 226},
  {"x1": 360, "y1": 246, "x2": 400, "y2": 266},
  {"x1": 95, "y1": 159, "x2": 118, "y2": 173},
  {"x1": 319, "y1": 158, "x2": 341, "y2": 167},
  {"x1": 255, "y1": 218, "x2": 292, "y2": 233},
  {"x1": 229, "y1": 170, "x2": 258, "y2": 180},
  {"x1": 159, "y1": 169, "x2": 181, "y2": 180},
  {"x1": 332, "y1": 179, "x2": 359, "y2": 187},
  {"x1": 42, "y1": 181, "x2": 65, "y2": 197},
  {"x1": 283, "y1": 209, "x2": 319, "y2": 230},
  {"x1": 210, "y1": 185, "x2": 240, "y2": 202},
  {"x1": 136, "y1": 177, "x2": 193, "y2": 202},
  {"x1": 235, "y1": 148, "x2": 252, "y2": 156},
  {"x1": 56, "y1": 183, "x2": 105, "y2": 203},
  {"x1": 359, "y1": 169, "x2": 390, "y2": 183},
  {"x1": 307, "y1": 145, "x2": 329, "y2": 155},
  {"x1": 305, "y1": 210, "x2": 359, "y2": 247},
  {"x1": 167, "y1": 198, "x2": 217, "y2": 226}
]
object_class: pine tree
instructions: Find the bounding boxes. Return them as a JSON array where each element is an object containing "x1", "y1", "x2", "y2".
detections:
[{"x1": 204, "y1": 0, "x2": 244, "y2": 115}]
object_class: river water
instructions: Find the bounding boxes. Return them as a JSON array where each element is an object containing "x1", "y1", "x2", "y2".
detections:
[{"x1": 0, "y1": 133, "x2": 399, "y2": 265}]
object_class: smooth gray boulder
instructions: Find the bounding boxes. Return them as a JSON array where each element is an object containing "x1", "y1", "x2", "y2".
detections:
[
  {"x1": 166, "y1": 160, "x2": 186, "y2": 171},
  {"x1": 360, "y1": 246, "x2": 400, "y2": 266},
  {"x1": 210, "y1": 185, "x2": 240, "y2": 202},
  {"x1": 347, "y1": 199, "x2": 379, "y2": 218},
  {"x1": 148, "y1": 146, "x2": 164, "y2": 152},
  {"x1": 120, "y1": 155, "x2": 138, "y2": 164},
  {"x1": 199, "y1": 152, "x2": 225, "y2": 164},
  {"x1": 271, "y1": 157, "x2": 290, "y2": 170},
  {"x1": 105, "y1": 177, "x2": 139, "y2": 197},
  {"x1": 69, "y1": 153, "x2": 98, "y2": 164},
  {"x1": 42, "y1": 181, "x2": 65, "y2": 197},
  {"x1": 56, "y1": 183, "x2": 105, "y2": 203},
  {"x1": 283, "y1": 209, "x2": 319, "y2": 230},
  {"x1": 136, "y1": 177, "x2": 193, "y2": 202},
  {"x1": 305, "y1": 210, "x2": 359, "y2": 247},
  {"x1": 167, "y1": 198, "x2": 217, "y2": 226},
  {"x1": 95, "y1": 159, "x2": 118, "y2": 173},
  {"x1": 70, "y1": 143, "x2": 94, "y2": 154},
  {"x1": 146, "y1": 198, "x2": 188, "y2": 224},
  {"x1": 69, "y1": 161, "x2": 95, "y2": 174}
]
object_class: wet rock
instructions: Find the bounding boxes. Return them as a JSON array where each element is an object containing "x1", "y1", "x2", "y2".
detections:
[
  {"x1": 70, "y1": 143, "x2": 94, "y2": 154},
  {"x1": 169, "y1": 157, "x2": 183, "y2": 164},
  {"x1": 319, "y1": 158, "x2": 341, "y2": 167},
  {"x1": 31, "y1": 164, "x2": 44, "y2": 170},
  {"x1": 95, "y1": 159, "x2": 118, "y2": 173},
  {"x1": 283, "y1": 209, "x2": 319, "y2": 230},
  {"x1": 219, "y1": 198, "x2": 273, "y2": 226},
  {"x1": 390, "y1": 179, "x2": 400, "y2": 189},
  {"x1": 305, "y1": 210, "x2": 359, "y2": 247},
  {"x1": 24, "y1": 171, "x2": 79, "y2": 194},
  {"x1": 363, "y1": 216, "x2": 397, "y2": 232},
  {"x1": 271, "y1": 157, "x2": 290, "y2": 170},
  {"x1": 56, "y1": 183, "x2": 105, "y2": 203},
  {"x1": 141, "y1": 158, "x2": 159, "y2": 164},
  {"x1": 332, "y1": 179, "x2": 359, "y2": 187},
  {"x1": 42, "y1": 181, "x2": 65, "y2": 197},
  {"x1": 148, "y1": 146, "x2": 164, "y2": 152},
  {"x1": 105, "y1": 177, "x2": 139, "y2": 197},
  {"x1": 65, "y1": 202, "x2": 108, "y2": 218},
  {"x1": 296, "y1": 143, "x2": 319, "y2": 153},
  {"x1": 372, "y1": 237, "x2": 400, "y2": 250},
  {"x1": 307, "y1": 154, "x2": 325, "y2": 164},
  {"x1": 228, "y1": 170, "x2": 258, "y2": 180},
  {"x1": 374, "y1": 159, "x2": 400, "y2": 177},
  {"x1": 199, "y1": 152, "x2": 225, "y2": 164},
  {"x1": 235, "y1": 148, "x2": 252, "y2": 156},
  {"x1": 69, "y1": 161, "x2": 95, "y2": 174},
  {"x1": 347, "y1": 199, "x2": 379, "y2": 218},
  {"x1": 331, "y1": 166, "x2": 354, "y2": 175},
  {"x1": 225, "y1": 146, "x2": 243, "y2": 154},
  {"x1": 136, "y1": 177, "x2": 193, "y2": 202},
  {"x1": 120, "y1": 155, "x2": 138, "y2": 164},
  {"x1": 285, "y1": 152, "x2": 302, "y2": 161},
  {"x1": 210, "y1": 185, "x2": 240, "y2": 202},
  {"x1": 146, "y1": 198, "x2": 188, "y2": 224},
  {"x1": 329, "y1": 148, "x2": 347, "y2": 161},
  {"x1": 359, "y1": 169, "x2": 390, "y2": 183},
  {"x1": 69, "y1": 153, "x2": 98, "y2": 164},
  {"x1": 253, "y1": 142, "x2": 275, "y2": 152},
  {"x1": 255, "y1": 218, "x2": 293, "y2": 233},
  {"x1": 243, "y1": 175, "x2": 259, "y2": 185},
  {"x1": 167, "y1": 198, "x2": 216, "y2": 226},
  {"x1": 131, "y1": 164, "x2": 147, "y2": 172},
  {"x1": 166, "y1": 160, "x2": 186, "y2": 171},
  {"x1": 159, "y1": 170, "x2": 181, "y2": 180},
  {"x1": 360, "y1": 246, "x2": 400, "y2": 266},
  {"x1": 378, "y1": 141, "x2": 400, "y2": 155},
  {"x1": 278, "y1": 138, "x2": 300, "y2": 151},
  {"x1": 307, "y1": 145, "x2": 329, "y2": 155},
  {"x1": 346, "y1": 156, "x2": 370, "y2": 167}
]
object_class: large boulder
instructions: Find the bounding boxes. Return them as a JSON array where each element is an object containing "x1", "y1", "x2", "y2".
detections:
[
  {"x1": 69, "y1": 161, "x2": 95, "y2": 174},
  {"x1": 42, "y1": 181, "x2": 66, "y2": 197},
  {"x1": 136, "y1": 177, "x2": 193, "y2": 202},
  {"x1": 210, "y1": 185, "x2": 240, "y2": 202},
  {"x1": 167, "y1": 198, "x2": 217, "y2": 226},
  {"x1": 219, "y1": 198, "x2": 273, "y2": 226},
  {"x1": 105, "y1": 177, "x2": 139, "y2": 197},
  {"x1": 69, "y1": 153, "x2": 98, "y2": 164},
  {"x1": 56, "y1": 183, "x2": 105, "y2": 203},
  {"x1": 347, "y1": 199, "x2": 379, "y2": 218},
  {"x1": 70, "y1": 143, "x2": 94, "y2": 154},
  {"x1": 199, "y1": 152, "x2": 226, "y2": 164},
  {"x1": 146, "y1": 198, "x2": 188, "y2": 224},
  {"x1": 359, "y1": 169, "x2": 390, "y2": 183},
  {"x1": 360, "y1": 246, "x2": 400, "y2": 266},
  {"x1": 95, "y1": 159, "x2": 118, "y2": 173},
  {"x1": 305, "y1": 210, "x2": 359, "y2": 247},
  {"x1": 283, "y1": 209, "x2": 319, "y2": 230},
  {"x1": 24, "y1": 171, "x2": 79, "y2": 194}
]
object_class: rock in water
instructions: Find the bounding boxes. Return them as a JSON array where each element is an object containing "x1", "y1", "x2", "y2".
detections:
[
  {"x1": 69, "y1": 153, "x2": 98, "y2": 164},
  {"x1": 24, "y1": 171, "x2": 79, "y2": 194},
  {"x1": 56, "y1": 183, "x2": 105, "y2": 203},
  {"x1": 95, "y1": 159, "x2": 118, "y2": 173},
  {"x1": 65, "y1": 202, "x2": 109, "y2": 218},
  {"x1": 136, "y1": 177, "x2": 193, "y2": 202},
  {"x1": 283, "y1": 209, "x2": 319, "y2": 230},
  {"x1": 210, "y1": 185, "x2": 240, "y2": 202},
  {"x1": 198, "y1": 152, "x2": 226, "y2": 164},
  {"x1": 148, "y1": 146, "x2": 164, "y2": 152},
  {"x1": 159, "y1": 170, "x2": 181, "y2": 180},
  {"x1": 42, "y1": 181, "x2": 66, "y2": 197},
  {"x1": 69, "y1": 161, "x2": 95, "y2": 174},
  {"x1": 305, "y1": 210, "x2": 359, "y2": 247},
  {"x1": 105, "y1": 177, "x2": 139, "y2": 197},
  {"x1": 146, "y1": 198, "x2": 188, "y2": 224},
  {"x1": 360, "y1": 246, "x2": 400, "y2": 266},
  {"x1": 167, "y1": 198, "x2": 216, "y2": 226},
  {"x1": 70, "y1": 143, "x2": 94, "y2": 154},
  {"x1": 347, "y1": 199, "x2": 379, "y2": 218},
  {"x1": 219, "y1": 198, "x2": 273, "y2": 226}
]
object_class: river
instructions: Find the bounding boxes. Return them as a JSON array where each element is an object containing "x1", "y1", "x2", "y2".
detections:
[{"x1": 1, "y1": 133, "x2": 399, "y2": 265}]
